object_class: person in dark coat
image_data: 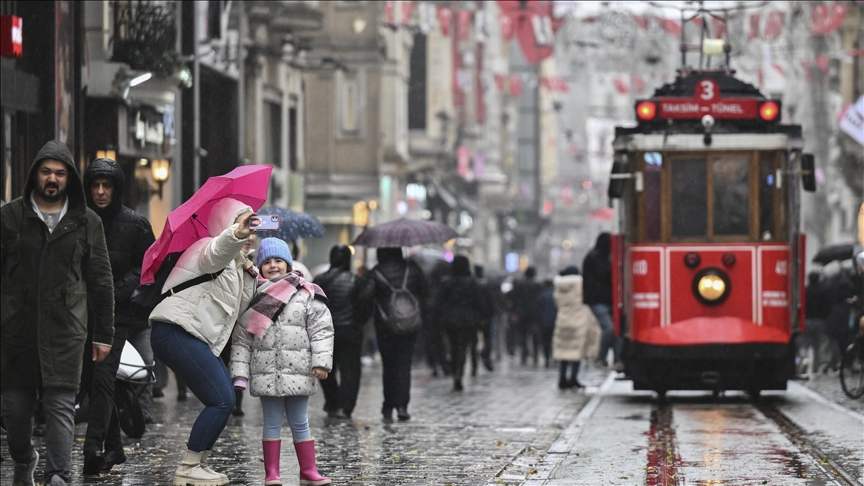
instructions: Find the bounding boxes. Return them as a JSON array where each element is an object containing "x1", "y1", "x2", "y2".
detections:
[
  {"x1": 434, "y1": 255, "x2": 488, "y2": 391},
  {"x1": 1, "y1": 140, "x2": 115, "y2": 486},
  {"x1": 583, "y1": 233, "x2": 617, "y2": 367},
  {"x1": 474, "y1": 265, "x2": 496, "y2": 373},
  {"x1": 509, "y1": 266, "x2": 543, "y2": 366},
  {"x1": 536, "y1": 279, "x2": 557, "y2": 368},
  {"x1": 79, "y1": 158, "x2": 156, "y2": 475},
  {"x1": 314, "y1": 245, "x2": 367, "y2": 419},
  {"x1": 358, "y1": 247, "x2": 428, "y2": 422}
]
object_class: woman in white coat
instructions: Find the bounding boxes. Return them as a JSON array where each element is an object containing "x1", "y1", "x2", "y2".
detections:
[
  {"x1": 552, "y1": 266, "x2": 601, "y2": 389},
  {"x1": 231, "y1": 238, "x2": 334, "y2": 486},
  {"x1": 149, "y1": 198, "x2": 258, "y2": 485}
]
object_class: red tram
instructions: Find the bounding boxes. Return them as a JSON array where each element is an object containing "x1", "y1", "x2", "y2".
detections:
[{"x1": 608, "y1": 69, "x2": 816, "y2": 397}]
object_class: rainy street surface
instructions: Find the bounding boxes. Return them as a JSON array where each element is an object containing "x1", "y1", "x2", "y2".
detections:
[{"x1": 2, "y1": 361, "x2": 863, "y2": 485}]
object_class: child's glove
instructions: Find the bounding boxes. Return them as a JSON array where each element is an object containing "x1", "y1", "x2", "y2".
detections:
[{"x1": 233, "y1": 377, "x2": 248, "y2": 391}]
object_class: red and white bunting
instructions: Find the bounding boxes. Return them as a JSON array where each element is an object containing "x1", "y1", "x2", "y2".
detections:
[
  {"x1": 508, "y1": 75, "x2": 524, "y2": 97},
  {"x1": 401, "y1": 1, "x2": 416, "y2": 25},
  {"x1": 437, "y1": 6, "x2": 452, "y2": 37},
  {"x1": 811, "y1": 3, "x2": 847, "y2": 35}
]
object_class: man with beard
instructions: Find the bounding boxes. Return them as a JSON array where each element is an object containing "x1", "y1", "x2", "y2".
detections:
[
  {"x1": 80, "y1": 158, "x2": 155, "y2": 475},
  {"x1": 1, "y1": 141, "x2": 114, "y2": 486}
]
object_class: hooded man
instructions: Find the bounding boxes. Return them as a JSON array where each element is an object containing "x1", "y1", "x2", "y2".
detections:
[
  {"x1": 314, "y1": 245, "x2": 367, "y2": 419},
  {"x1": 80, "y1": 158, "x2": 156, "y2": 475},
  {"x1": 1, "y1": 140, "x2": 115, "y2": 486}
]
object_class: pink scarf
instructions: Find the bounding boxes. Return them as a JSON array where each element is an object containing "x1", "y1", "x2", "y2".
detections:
[{"x1": 240, "y1": 271, "x2": 326, "y2": 338}]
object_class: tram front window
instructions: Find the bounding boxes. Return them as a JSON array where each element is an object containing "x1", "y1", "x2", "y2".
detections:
[
  {"x1": 670, "y1": 158, "x2": 707, "y2": 238},
  {"x1": 712, "y1": 157, "x2": 750, "y2": 236}
]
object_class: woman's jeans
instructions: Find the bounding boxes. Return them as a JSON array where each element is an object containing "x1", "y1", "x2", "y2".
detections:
[
  {"x1": 591, "y1": 304, "x2": 619, "y2": 364},
  {"x1": 260, "y1": 396, "x2": 311, "y2": 442},
  {"x1": 151, "y1": 321, "x2": 235, "y2": 452}
]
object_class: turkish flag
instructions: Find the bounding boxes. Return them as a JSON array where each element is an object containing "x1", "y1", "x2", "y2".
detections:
[
  {"x1": 509, "y1": 75, "x2": 523, "y2": 97},
  {"x1": 749, "y1": 13, "x2": 761, "y2": 39}
]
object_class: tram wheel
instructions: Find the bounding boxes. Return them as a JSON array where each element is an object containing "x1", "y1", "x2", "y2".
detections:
[
  {"x1": 655, "y1": 389, "x2": 667, "y2": 401},
  {"x1": 747, "y1": 388, "x2": 762, "y2": 400}
]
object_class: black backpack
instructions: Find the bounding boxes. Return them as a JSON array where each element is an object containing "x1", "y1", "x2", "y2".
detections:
[
  {"x1": 373, "y1": 266, "x2": 421, "y2": 335},
  {"x1": 130, "y1": 252, "x2": 223, "y2": 316}
]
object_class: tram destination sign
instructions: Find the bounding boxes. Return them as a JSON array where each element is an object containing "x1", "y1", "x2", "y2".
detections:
[
  {"x1": 656, "y1": 97, "x2": 759, "y2": 119},
  {"x1": 636, "y1": 78, "x2": 778, "y2": 122}
]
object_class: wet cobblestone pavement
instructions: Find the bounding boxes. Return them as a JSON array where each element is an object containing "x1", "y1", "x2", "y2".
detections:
[{"x1": 1, "y1": 359, "x2": 595, "y2": 485}]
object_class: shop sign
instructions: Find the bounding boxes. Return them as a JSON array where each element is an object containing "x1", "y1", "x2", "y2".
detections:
[
  {"x1": 0, "y1": 16, "x2": 23, "y2": 58},
  {"x1": 133, "y1": 110, "x2": 165, "y2": 147}
]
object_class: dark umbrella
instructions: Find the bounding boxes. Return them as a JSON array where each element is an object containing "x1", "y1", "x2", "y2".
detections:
[
  {"x1": 257, "y1": 206, "x2": 325, "y2": 242},
  {"x1": 353, "y1": 218, "x2": 457, "y2": 247},
  {"x1": 812, "y1": 243, "x2": 855, "y2": 265}
]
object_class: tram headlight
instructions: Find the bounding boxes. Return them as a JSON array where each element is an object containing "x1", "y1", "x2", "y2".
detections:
[{"x1": 693, "y1": 269, "x2": 730, "y2": 305}]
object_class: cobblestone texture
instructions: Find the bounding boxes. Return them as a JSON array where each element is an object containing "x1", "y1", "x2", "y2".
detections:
[{"x1": 1, "y1": 359, "x2": 592, "y2": 485}]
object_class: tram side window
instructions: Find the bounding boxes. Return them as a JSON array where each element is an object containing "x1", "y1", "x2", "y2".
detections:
[
  {"x1": 712, "y1": 157, "x2": 750, "y2": 236},
  {"x1": 759, "y1": 159, "x2": 775, "y2": 240},
  {"x1": 643, "y1": 152, "x2": 662, "y2": 241}
]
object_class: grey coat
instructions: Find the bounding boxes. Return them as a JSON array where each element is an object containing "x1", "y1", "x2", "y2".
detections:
[{"x1": 230, "y1": 286, "x2": 334, "y2": 397}]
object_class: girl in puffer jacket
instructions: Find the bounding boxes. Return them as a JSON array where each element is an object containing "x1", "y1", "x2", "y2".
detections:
[{"x1": 230, "y1": 238, "x2": 335, "y2": 486}]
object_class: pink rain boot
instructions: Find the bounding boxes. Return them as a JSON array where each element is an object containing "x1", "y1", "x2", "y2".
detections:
[
  {"x1": 263, "y1": 439, "x2": 282, "y2": 486},
  {"x1": 293, "y1": 439, "x2": 331, "y2": 486}
]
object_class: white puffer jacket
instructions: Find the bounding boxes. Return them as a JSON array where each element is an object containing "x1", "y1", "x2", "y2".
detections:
[
  {"x1": 552, "y1": 275, "x2": 601, "y2": 362},
  {"x1": 149, "y1": 199, "x2": 257, "y2": 356},
  {"x1": 230, "y1": 285, "x2": 334, "y2": 397}
]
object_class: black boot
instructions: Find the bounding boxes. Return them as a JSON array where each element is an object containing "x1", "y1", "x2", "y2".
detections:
[
  {"x1": 396, "y1": 406, "x2": 411, "y2": 421},
  {"x1": 453, "y1": 379, "x2": 464, "y2": 392},
  {"x1": 382, "y1": 407, "x2": 394, "y2": 423},
  {"x1": 103, "y1": 448, "x2": 127, "y2": 471},
  {"x1": 83, "y1": 453, "x2": 105, "y2": 476},
  {"x1": 232, "y1": 389, "x2": 244, "y2": 416}
]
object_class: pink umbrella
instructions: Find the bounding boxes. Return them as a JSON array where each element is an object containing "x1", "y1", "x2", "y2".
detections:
[{"x1": 140, "y1": 164, "x2": 273, "y2": 284}]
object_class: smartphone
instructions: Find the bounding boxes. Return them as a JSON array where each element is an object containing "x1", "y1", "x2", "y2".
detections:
[{"x1": 252, "y1": 214, "x2": 280, "y2": 231}]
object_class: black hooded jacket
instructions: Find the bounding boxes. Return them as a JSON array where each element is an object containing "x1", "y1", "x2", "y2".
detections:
[
  {"x1": 83, "y1": 158, "x2": 156, "y2": 329},
  {"x1": 314, "y1": 245, "x2": 366, "y2": 336},
  {"x1": 0, "y1": 141, "x2": 114, "y2": 391},
  {"x1": 433, "y1": 255, "x2": 490, "y2": 330},
  {"x1": 582, "y1": 233, "x2": 612, "y2": 305}
]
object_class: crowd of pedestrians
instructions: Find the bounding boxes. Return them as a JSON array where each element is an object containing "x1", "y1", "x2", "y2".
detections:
[{"x1": 1, "y1": 140, "x2": 619, "y2": 486}]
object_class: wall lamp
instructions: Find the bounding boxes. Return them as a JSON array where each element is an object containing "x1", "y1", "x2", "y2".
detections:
[{"x1": 150, "y1": 158, "x2": 171, "y2": 199}]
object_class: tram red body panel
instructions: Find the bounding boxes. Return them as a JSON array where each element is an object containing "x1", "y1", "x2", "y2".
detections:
[
  {"x1": 623, "y1": 243, "x2": 792, "y2": 346},
  {"x1": 638, "y1": 317, "x2": 789, "y2": 345}
]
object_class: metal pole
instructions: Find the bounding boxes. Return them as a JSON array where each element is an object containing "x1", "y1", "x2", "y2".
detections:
[
  {"x1": 237, "y1": 3, "x2": 246, "y2": 165},
  {"x1": 193, "y1": 2, "x2": 201, "y2": 189}
]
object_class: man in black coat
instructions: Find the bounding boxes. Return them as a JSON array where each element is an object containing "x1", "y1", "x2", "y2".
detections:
[
  {"x1": 359, "y1": 247, "x2": 428, "y2": 422},
  {"x1": 314, "y1": 245, "x2": 367, "y2": 419},
  {"x1": 583, "y1": 232, "x2": 617, "y2": 367},
  {"x1": 79, "y1": 157, "x2": 155, "y2": 475},
  {"x1": 1, "y1": 141, "x2": 115, "y2": 486},
  {"x1": 509, "y1": 266, "x2": 543, "y2": 366}
]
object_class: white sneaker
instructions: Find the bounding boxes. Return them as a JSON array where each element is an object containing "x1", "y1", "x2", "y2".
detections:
[{"x1": 174, "y1": 450, "x2": 229, "y2": 486}]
